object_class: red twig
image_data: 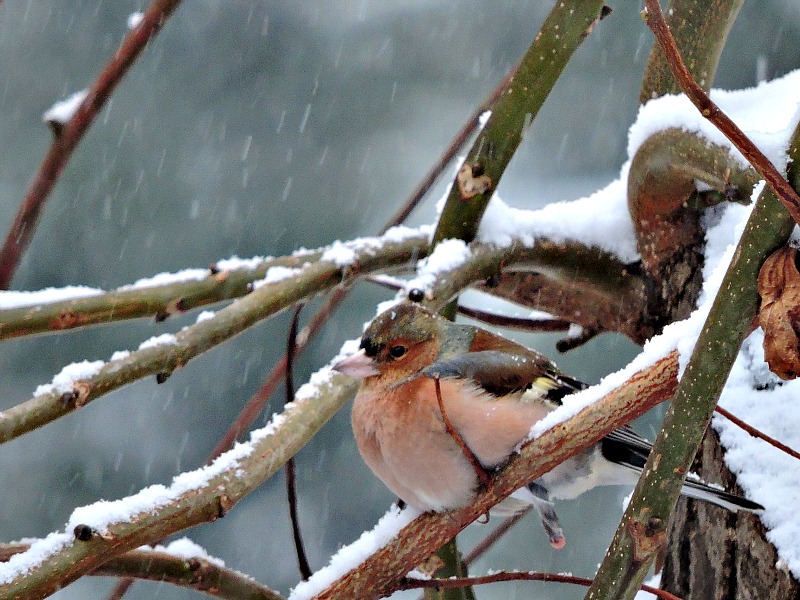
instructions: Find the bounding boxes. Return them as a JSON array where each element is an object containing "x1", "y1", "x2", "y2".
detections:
[
  {"x1": 0, "y1": 0, "x2": 185, "y2": 289},
  {"x1": 455, "y1": 304, "x2": 573, "y2": 333},
  {"x1": 642, "y1": 0, "x2": 800, "y2": 225},
  {"x1": 368, "y1": 276, "x2": 575, "y2": 333},
  {"x1": 462, "y1": 507, "x2": 531, "y2": 566},
  {"x1": 399, "y1": 570, "x2": 681, "y2": 600},
  {"x1": 433, "y1": 377, "x2": 491, "y2": 488},
  {"x1": 715, "y1": 405, "x2": 800, "y2": 461},
  {"x1": 285, "y1": 304, "x2": 312, "y2": 580}
]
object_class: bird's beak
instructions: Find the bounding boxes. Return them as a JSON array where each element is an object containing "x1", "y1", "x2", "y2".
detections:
[{"x1": 332, "y1": 349, "x2": 380, "y2": 378}]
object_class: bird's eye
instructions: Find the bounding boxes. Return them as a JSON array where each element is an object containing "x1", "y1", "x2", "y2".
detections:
[{"x1": 389, "y1": 345, "x2": 407, "y2": 359}]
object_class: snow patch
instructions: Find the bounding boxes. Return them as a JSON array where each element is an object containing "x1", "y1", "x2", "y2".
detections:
[
  {"x1": 42, "y1": 90, "x2": 88, "y2": 125},
  {"x1": 288, "y1": 505, "x2": 421, "y2": 599}
]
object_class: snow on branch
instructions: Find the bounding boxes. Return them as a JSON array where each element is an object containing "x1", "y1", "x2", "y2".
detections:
[
  {"x1": 0, "y1": 225, "x2": 432, "y2": 340},
  {"x1": 0, "y1": 361, "x2": 357, "y2": 597},
  {"x1": 0, "y1": 228, "x2": 431, "y2": 444}
]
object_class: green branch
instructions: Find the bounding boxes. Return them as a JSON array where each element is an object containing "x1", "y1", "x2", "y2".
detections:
[
  {"x1": 432, "y1": 0, "x2": 609, "y2": 246},
  {"x1": 0, "y1": 232, "x2": 427, "y2": 340}
]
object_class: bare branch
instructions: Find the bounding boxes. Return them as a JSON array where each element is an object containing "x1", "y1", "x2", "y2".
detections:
[
  {"x1": 285, "y1": 304, "x2": 312, "y2": 581},
  {"x1": 462, "y1": 507, "x2": 531, "y2": 566},
  {"x1": 0, "y1": 543, "x2": 283, "y2": 600},
  {"x1": 715, "y1": 406, "x2": 800, "y2": 462},
  {"x1": 399, "y1": 570, "x2": 681, "y2": 600},
  {"x1": 0, "y1": 0, "x2": 186, "y2": 289}
]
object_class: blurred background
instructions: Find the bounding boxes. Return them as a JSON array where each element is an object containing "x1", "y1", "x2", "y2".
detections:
[{"x1": 0, "y1": 1, "x2": 798, "y2": 598}]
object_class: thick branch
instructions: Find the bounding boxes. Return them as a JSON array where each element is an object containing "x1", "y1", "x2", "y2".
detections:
[
  {"x1": 314, "y1": 352, "x2": 679, "y2": 599},
  {"x1": 629, "y1": 128, "x2": 758, "y2": 274},
  {"x1": 642, "y1": 0, "x2": 800, "y2": 225},
  {"x1": 0, "y1": 374, "x2": 357, "y2": 598},
  {"x1": 628, "y1": 128, "x2": 760, "y2": 326},
  {"x1": 433, "y1": 0, "x2": 609, "y2": 245},
  {"x1": 0, "y1": 0, "x2": 185, "y2": 290}
]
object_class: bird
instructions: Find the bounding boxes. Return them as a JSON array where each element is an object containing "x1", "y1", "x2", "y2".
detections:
[{"x1": 333, "y1": 302, "x2": 763, "y2": 548}]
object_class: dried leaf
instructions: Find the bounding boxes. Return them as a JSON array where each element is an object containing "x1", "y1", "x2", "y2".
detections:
[{"x1": 758, "y1": 246, "x2": 800, "y2": 379}]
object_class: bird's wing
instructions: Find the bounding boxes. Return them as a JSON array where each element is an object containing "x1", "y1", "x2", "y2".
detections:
[{"x1": 421, "y1": 350, "x2": 582, "y2": 399}]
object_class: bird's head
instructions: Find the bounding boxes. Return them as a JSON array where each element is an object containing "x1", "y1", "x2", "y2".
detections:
[{"x1": 333, "y1": 303, "x2": 442, "y2": 381}]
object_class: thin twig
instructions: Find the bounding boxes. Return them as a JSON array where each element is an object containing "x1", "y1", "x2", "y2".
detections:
[
  {"x1": 455, "y1": 305, "x2": 573, "y2": 333},
  {"x1": 433, "y1": 377, "x2": 491, "y2": 488},
  {"x1": 384, "y1": 60, "x2": 519, "y2": 228},
  {"x1": 368, "y1": 276, "x2": 574, "y2": 333},
  {"x1": 642, "y1": 0, "x2": 800, "y2": 225},
  {"x1": 462, "y1": 507, "x2": 532, "y2": 566},
  {"x1": 285, "y1": 304, "x2": 312, "y2": 580},
  {"x1": 0, "y1": 0, "x2": 185, "y2": 289},
  {"x1": 399, "y1": 571, "x2": 681, "y2": 600},
  {"x1": 715, "y1": 405, "x2": 800, "y2": 461}
]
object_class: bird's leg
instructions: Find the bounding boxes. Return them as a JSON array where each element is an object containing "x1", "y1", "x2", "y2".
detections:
[
  {"x1": 433, "y1": 376, "x2": 492, "y2": 490},
  {"x1": 527, "y1": 482, "x2": 566, "y2": 549}
]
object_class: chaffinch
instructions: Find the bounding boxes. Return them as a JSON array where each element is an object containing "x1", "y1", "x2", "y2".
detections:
[{"x1": 334, "y1": 302, "x2": 762, "y2": 548}]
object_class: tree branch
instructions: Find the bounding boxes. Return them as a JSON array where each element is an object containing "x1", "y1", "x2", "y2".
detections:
[
  {"x1": 432, "y1": 0, "x2": 610, "y2": 246},
  {"x1": 0, "y1": 371, "x2": 357, "y2": 598},
  {"x1": 0, "y1": 0, "x2": 186, "y2": 290},
  {"x1": 0, "y1": 233, "x2": 428, "y2": 444},
  {"x1": 399, "y1": 571, "x2": 680, "y2": 600},
  {"x1": 0, "y1": 543, "x2": 283, "y2": 600},
  {"x1": 0, "y1": 231, "x2": 429, "y2": 341}
]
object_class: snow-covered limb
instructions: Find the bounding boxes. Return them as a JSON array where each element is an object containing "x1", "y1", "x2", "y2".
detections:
[
  {"x1": 0, "y1": 231, "x2": 430, "y2": 445},
  {"x1": 0, "y1": 365, "x2": 356, "y2": 597},
  {"x1": 642, "y1": 0, "x2": 800, "y2": 226},
  {"x1": 0, "y1": 225, "x2": 431, "y2": 340},
  {"x1": 309, "y1": 352, "x2": 679, "y2": 599}
]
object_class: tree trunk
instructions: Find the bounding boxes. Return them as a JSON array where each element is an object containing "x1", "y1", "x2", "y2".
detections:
[{"x1": 661, "y1": 427, "x2": 800, "y2": 599}]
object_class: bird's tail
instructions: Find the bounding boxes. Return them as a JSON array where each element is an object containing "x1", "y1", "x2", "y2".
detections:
[{"x1": 680, "y1": 478, "x2": 763, "y2": 513}]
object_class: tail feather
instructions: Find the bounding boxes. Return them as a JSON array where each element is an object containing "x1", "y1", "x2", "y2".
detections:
[{"x1": 680, "y1": 478, "x2": 763, "y2": 513}]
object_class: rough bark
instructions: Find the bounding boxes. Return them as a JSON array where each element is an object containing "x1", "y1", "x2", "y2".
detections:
[{"x1": 662, "y1": 427, "x2": 800, "y2": 599}]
